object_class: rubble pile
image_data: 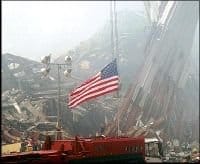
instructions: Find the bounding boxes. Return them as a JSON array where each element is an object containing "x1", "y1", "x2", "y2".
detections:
[
  {"x1": 1, "y1": 2, "x2": 198, "y2": 161},
  {"x1": 1, "y1": 83, "x2": 115, "y2": 143},
  {"x1": 2, "y1": 89, "x2": 46, "y2": 143},
  {"x1": 105, "y1": 1, "x2": 199, "y2": 157}
]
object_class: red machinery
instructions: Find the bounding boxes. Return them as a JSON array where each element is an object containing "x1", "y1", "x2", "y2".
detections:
[{"x1": 1, "y1": 136, "x2": 146, "y2": 163}]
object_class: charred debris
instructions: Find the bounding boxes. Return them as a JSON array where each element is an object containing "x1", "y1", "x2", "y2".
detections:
[{"x1": 1, "y1": 1, "x2": 199, "y2": 161}]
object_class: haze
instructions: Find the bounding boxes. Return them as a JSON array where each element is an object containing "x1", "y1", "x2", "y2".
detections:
[{"x1": 2, "y1": 1, "x2": 145, "y2": 61}]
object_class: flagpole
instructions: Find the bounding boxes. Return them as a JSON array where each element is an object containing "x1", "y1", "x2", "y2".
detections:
[
  {"x1": 110, "y1": 1, "x2": 114, "y2": 58},
  {"x1": 114, "y1": 0, "x2": 120, "y2": 137}
]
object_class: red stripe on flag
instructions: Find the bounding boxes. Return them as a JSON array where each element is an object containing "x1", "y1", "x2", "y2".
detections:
[
  {"x1": 69, "y1": 79, "x2": 119, "y2": 106},
  {"x1": 69, "y1": 85, "x2": 118, "y2": 108},
  {"x1": 70, "y1": 76, "x2": 119, "y2": 99},
  {"x1": 71, "y1": 73, "x2": 101, "y2": 95}
]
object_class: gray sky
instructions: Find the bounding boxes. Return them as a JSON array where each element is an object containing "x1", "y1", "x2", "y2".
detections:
[{"x1": 2, "y1": 1, "x2": 145, "y2": 61}]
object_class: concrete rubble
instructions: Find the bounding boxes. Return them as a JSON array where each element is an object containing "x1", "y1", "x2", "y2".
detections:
[
  {"x1": 104, "y1": 1, "x2": 199, "y2": 162},
  {"x1": 1, "y1": 1, "x2": 199, "y2": 161},
  {"x1": 1, "y1": 86, "x2": 115, "y2": 143}
]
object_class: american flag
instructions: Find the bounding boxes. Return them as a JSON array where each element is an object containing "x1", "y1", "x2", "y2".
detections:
[{"x1": 68, "y1": 59, "x2": 119, "y2": 108}]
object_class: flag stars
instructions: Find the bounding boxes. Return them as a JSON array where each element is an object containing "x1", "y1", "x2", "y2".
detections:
[{"x1": 101, "y1": 59, "x2": 118, "y2": 79}]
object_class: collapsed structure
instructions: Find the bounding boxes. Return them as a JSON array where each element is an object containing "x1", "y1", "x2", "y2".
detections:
[
  {"x1": 1, "y1": 2, "x2": 199, "y2": 159},
  {"x1": 105, "y1": 1, "x2": 199, "y2": 146}
]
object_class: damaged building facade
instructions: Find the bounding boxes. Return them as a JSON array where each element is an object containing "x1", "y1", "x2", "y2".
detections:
[{"x1": 105, "y1": 0, "x2": 199, "y2": 153}]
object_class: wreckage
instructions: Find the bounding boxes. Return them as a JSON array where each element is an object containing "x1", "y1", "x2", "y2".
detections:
[
  {"x1": 104, "y1": 0, "x2": 199, "y2": 156},
  {"x1": 1, "y1": 1, "x2": 199, "y2": 162}
]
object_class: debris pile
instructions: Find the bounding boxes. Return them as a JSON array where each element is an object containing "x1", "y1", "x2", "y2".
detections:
[
  {"x1": 1, "y1": 82, "x2": 114, "y2": 143},
  {"x1": 105, "y1": 1, "x2": 199, "y2": 155}
]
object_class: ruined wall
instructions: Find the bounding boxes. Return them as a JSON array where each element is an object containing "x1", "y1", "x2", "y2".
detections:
[{"x1": 105, "y1": 1, "x2": 199, "y2": 142}]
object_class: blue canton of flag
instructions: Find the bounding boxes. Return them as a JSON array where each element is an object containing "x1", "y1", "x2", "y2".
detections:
[{"x1": 101, "y1": 58, "x2": 118, "y2": 79}]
